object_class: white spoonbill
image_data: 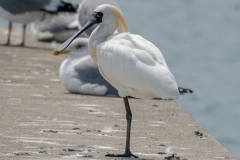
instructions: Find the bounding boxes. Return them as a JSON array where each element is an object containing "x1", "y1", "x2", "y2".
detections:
[
  {"x1": 53, "y1": 37, "x2": 118, "y2": 96},
  {"x1": 55, "y1": 4, "x2": 187, "y2": 158},
  {"x1": 53, "y1": 37, "x2": 191, "y2": 96},
  {"x1": 0, "y1": 0, "x2": 76, "y2": 46}
]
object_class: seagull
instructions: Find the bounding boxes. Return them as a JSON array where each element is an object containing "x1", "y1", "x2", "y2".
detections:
[
  {"x1": 55, "y1": 4, "x2": 191, "y2": 158},
  {"x1": 77, "y1": 0, "x2": 119, "y2": 37},
  {"x1": 53, "y1": 37, "x2": 118, "y2": 96},
  {"x1": 0, "y1": 0, "x2": 76, "y2": 46},
  {"x1": 31, "y1": 12, "x2": 79, "y2": 43}
]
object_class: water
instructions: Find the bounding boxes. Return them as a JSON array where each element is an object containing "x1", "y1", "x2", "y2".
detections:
[
  {"x1": 115, "y1": 1, "x2": 240, "y2": 158},
  {"x1": 0, "y1": 0, "x2": 239, "y2": 158}
]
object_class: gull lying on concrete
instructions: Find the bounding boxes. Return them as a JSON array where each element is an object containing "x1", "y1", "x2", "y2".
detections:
[{"x1": 53, "y1": 37, "x2": 118, "y2": 96}]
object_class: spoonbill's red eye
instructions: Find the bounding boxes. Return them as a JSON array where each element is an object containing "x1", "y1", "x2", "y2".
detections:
[{"x1": 96, "y1": 12, "x2": 103, "y2": 17}]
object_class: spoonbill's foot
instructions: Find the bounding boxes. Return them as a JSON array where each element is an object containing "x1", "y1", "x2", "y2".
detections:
[{"x1": 106, "y1": 152, "x2": 138, "y2": 158}]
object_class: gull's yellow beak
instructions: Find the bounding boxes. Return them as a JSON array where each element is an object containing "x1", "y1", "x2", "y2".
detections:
[{"x1": 52, "y1": 49, "x2": 69, "y2": 56}]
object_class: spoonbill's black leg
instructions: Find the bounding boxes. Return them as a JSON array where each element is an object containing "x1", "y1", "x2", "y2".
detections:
[{"x1": 105, "y1": 97, "x2": 138, "y2": 158}]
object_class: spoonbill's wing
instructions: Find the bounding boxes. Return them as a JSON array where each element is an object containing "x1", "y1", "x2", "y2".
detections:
[{"x1": 97, "y1": 33, "x2": 180, "y2": 99}]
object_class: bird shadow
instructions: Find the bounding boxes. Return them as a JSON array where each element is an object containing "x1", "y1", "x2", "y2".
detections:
[
  {"x1": 0, "y1": 45, "x2": 53, "y2": 51},
  {"x1": 79, "y1": 157, "x2": 156, "y2": 160},
  {"x1": 62, "y1": 92, "x2": 172, "y2": 101},
  {"x1": 62, "y1": 91, "x2": 120, "y2": 99},
  {"x1": 23, "y1": 46, "x2": 53, "y2": 51}
]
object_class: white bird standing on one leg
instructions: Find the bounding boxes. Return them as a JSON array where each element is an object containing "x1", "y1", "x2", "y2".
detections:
[
  {"x1": 55, "y1": 4, "x2": 182, "y2": 158},
  {"x1": 53, "y1": 37, "x2": 191, "y2": 96}
]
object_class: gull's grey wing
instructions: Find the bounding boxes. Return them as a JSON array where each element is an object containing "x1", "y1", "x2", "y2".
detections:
[
  {"x1": 0, "y1": 0, "x2": 76, "y2": 14},
  {"x1": 78, "y1": 0, "x2": 119, "y2": 36},
  {"x1": 74, "y1": 56, "x2": 118, "y2": 96}
]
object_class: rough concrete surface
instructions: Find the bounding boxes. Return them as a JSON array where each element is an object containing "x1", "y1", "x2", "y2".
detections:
[{"x1": 0, "y1": 28, "x2": 236, "y2": 160}]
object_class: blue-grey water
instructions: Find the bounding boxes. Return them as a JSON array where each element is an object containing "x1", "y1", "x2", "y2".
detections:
[{"x1": 0, "y1": 0, "x2": 239, "y2": 159}]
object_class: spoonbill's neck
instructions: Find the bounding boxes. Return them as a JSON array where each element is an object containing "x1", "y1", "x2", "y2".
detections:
[
  {"x1": 88, "y1": 6, "x2": 129, "y2": 63},
  {"x1": 88, "y1": 21, "x2": 117, "y2": 63}
]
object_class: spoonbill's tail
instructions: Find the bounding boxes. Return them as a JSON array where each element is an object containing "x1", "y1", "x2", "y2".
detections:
[{"x1": 178, "y1": 87, "x2": 193, "y2": 94}]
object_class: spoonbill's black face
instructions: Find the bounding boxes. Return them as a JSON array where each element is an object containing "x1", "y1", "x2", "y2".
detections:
[
  {"x1": 92, "y1": 12, "x2": 104, "y2": 23},
  {"x1": 55, "y1": 11, "x2": 104, "y2": 53}
]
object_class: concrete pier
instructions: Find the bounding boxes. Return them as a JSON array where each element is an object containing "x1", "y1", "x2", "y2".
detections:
[{"x1": 0, "y1": 28, "x2": 236, "y2": 159}]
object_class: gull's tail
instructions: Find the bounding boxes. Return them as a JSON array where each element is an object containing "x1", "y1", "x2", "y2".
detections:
[{"x1": 178, "y1": 87, "x2": 193, "y2": 94}]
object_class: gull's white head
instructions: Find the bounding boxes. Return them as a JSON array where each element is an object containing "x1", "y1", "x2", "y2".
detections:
[{"x1": 53, "y1": 37, "x2": 89, "y2": 58}]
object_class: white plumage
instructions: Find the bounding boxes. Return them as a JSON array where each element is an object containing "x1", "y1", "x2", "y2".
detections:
[
  {"x1": 97, "y1": 32, "x2": 180, "y2": 99},
  {"x1": 55, "y1": 4, "x2": 183, "y2": 158}
]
